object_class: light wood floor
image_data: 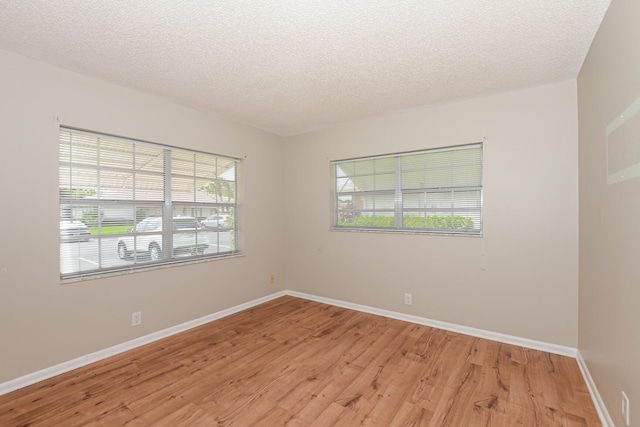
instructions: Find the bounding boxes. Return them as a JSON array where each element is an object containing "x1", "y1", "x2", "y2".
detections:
[{"x1": 0, "y1": 296, "x2": 600, "y2": 426}]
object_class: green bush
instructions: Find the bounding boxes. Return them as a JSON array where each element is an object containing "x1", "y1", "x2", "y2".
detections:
[
  {"x1": 339, "y1": 215, "x2": 474, "y2": 230},
  {"x1": 341, "y1": 216, "x2": 395, "y2": 227},
  {"x1": 81, "y1": 208, "x2": 99, "y2": 228}
]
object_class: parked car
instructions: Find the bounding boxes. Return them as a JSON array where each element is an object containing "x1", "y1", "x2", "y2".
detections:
[
  {"x1": 60, "y1": 220, "x2": 91, "y2": 242},
  {"x1": 117, "y1": 216, "x2": 209, "y2": 261},
  {"x1": 201, "y1": 214, "x2": 231, "y2": 230}
]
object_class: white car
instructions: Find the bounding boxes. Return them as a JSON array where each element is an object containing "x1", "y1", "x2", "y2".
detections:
[
  {"x1": 60, "y1": 220, "x2": 91, "y2": 242},
  {"x1": 201, "y1": 214, "x2": 231, "y2": 230},
  {"x1": 117, "y1": 216, "x2": 209, "y2": 261}
]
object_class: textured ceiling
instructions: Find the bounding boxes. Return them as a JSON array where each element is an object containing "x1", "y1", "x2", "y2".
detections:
[{"x1": 0, "y1": 1, "x2": 610, "y2": 136}]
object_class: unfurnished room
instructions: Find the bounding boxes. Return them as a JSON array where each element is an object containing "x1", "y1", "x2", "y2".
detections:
[{"x1": 0, "y1": 0, "x2": 638, "y2": 426}]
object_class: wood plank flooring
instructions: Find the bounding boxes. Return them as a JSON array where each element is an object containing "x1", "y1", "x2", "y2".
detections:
[{"x1": 0, "y1": 296, "x2": 601, "y2": 426}]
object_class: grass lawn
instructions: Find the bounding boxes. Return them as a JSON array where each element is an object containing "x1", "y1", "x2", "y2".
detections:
[{"x1": 90, "y1": 225, "x2": 132, "y2": 235}]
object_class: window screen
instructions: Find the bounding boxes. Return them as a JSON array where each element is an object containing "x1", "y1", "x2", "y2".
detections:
[
  {"x1": 334, "y1": 143, "x2": 482, "y2": 235},
  {"x1": 59, "y1": 127, "x2": 239, "y2": 279}
]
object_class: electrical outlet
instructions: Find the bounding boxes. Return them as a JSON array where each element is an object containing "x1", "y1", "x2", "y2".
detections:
[
  {"x1": 131, "y1": 311, "x2": 142, "y2": 326},
  {"x1": 404, "y1": 293, "x2": 412, "y2": 305},
  {"x1": 270, "y1": 274, "x2": 275, "y2": 284},
  {"x1": 622, "y1": 391, "x2": 630, "y2": 426}
]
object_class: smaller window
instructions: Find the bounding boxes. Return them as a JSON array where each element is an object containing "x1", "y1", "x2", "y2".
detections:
[{"x1": 333, "y1": 143, "x2": 482, "y2": 235}]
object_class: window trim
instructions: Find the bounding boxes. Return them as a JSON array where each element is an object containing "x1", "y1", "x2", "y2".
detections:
[
  {"x1": 59, "y1": 126, "x2": 241, "y2": 280},
  {"x1": 332, "y1": 143, "x2": 483, "y2": 235}
]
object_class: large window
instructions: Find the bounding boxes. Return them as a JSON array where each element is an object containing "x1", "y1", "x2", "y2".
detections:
[
  {"x1": 333, "y1": 143, "x2": 482, "y2": 235},
  {"x1": 59, "y1": 127, "x2": 239, "y2": 279}
]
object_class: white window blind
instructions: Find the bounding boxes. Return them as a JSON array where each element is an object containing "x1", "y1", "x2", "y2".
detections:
[
  {"x1": 59, "y1": 127, "x2": 239, "y2": 279},
  {"x1": 334, "y1": 143, "x2": 482, "y2": 234}
]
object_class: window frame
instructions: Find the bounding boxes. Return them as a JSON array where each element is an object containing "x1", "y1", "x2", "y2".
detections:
[
  {"x1": 59, "y1": 127, "x2": 241, "y2": 280},
  {"x1": 332, "y1": 143, "x2": 483, "y2": 235}
]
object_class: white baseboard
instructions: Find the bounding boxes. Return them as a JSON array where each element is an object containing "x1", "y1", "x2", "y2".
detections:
[
  {"x1": 0, "y1": 291, "x2": 287, "y2": 397},
  {"x1": 1, "y1": 286, "x2": 608, "y2": 427},
  {"x1": 576, "y1": 351, "x2": 615, "y2": 427},
  {"x1": 286, "y1": 290, "x2": 577, "y2": 357}
]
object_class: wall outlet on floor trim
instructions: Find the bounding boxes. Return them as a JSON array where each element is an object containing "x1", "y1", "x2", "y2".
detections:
[
  {"x1": 132, "y1": 311, "x2": 142, "y2": 327},
  {"x1": 404, "y1": 293, "x2": 412, "y2": 305}
]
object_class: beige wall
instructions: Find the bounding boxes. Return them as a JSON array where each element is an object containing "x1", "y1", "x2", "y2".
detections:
[
  {"x1": 285, "y1": 80, "x2": 580, "y2": 347},
  {"x1": 578, "y1": 0, "x2": 640, "y2": 424},
  {"x1": 0, "y1": 49, "x2": 286, "y2": 383}
]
